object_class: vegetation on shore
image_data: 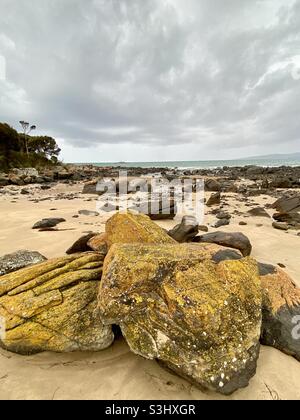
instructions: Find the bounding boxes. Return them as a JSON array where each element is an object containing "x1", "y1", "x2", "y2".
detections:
[{"x1": 0, "y1": 122, "x2": 61, "y2": 172}]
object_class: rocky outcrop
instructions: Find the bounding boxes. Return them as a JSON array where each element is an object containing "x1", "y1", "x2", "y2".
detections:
[
  {"x1": 99, "y1": 243, "x2": 262, "y2": 395},
  {"x1": 273, "y1": 212, "x2": 300, "y2": 229},
  {"x1": 271, "y1": 193, "x2": 300, "y2": 230},
  {"x1": 0, "y1": 253, "x2": 113, "y2": 355},
  {"x1": 105, "y1": 212, "x2": 176, "y2": 247},
  {"x1": 194, "y1": 231, "x2": 252, "y2": 257},
  {"x1": 259, "y1": 263, "x2": 300, "y2": 361},
  {"x1": 0, "y1": 250, "x2": 47, "y2": 276}
]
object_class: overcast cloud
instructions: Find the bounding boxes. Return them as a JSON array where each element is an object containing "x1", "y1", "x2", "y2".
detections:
[{"x1": 0, "y1": 0, "x2": 300, "y2": 162}]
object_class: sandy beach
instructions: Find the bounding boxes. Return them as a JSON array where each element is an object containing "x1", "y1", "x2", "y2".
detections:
[{"x1": 0, "y1": 181, "x2": 299, "y2": 400}]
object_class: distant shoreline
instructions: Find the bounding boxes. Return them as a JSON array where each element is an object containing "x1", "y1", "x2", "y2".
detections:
[{"x1": 71, "y1": 157, "x2": 300, "y2": 170}]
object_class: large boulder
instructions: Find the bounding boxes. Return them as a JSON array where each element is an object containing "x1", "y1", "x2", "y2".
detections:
[
  {"x1": 105, "y1": 212, "x2": 176, "y2": 247},
  {"x1": 0, "y1": 253, "x2": 113, "y2": 355},
  {"x1": 99, "y1": 243, "x2": 262, "y2": 395},
  {"x1": 0, "y1": 250, "x2": 47, "y2": 276},
  {"x1": 194, "y1": 232, "x2": 252, "y2": 257},
  {"x1": 260, "y1": 263, "x2": 300, "y2": 361}
]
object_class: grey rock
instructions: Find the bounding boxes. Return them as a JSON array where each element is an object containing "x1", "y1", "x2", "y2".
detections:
[
  {"x1": 0, "y1": 250, "x2": 47, "y2": 276},
  {"x1": 168, "y1": 216, "x2": 199, "y2": 243},
  {"x1": 214, "y1": 219, "x2": 230, "y2": 228},
  {"x1": 32, "y1": 218, "x2": 66, "y2": 229},
  {"x1": 194, "y1": 231, "x2": 252, "y2": 257},
  {"x1": 78, "y1": 210, "x2": 100, "y2": 217}
]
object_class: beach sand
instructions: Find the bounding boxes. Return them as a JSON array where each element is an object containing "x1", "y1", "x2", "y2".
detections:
[{"x1": 0, "y1": 182, "x2": 299, "y2": 400}]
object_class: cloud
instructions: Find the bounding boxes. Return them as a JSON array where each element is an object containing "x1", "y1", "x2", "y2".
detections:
[{"x1": 0, "y1": 0, "x2": 299, "y2": 161}]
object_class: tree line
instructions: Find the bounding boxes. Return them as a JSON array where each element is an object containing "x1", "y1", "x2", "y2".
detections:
[{"x1": 0, "y1": 122, "x2": 61, "y2": 171}]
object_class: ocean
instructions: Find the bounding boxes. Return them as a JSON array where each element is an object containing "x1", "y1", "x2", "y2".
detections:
[{"x1": 84, "y1": 157, "x2": 300, "y2": 170}]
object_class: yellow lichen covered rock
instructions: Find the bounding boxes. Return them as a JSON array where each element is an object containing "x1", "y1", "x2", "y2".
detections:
[
  {"x1": 0, "y1": 253, "x2": 113, "y2": 355},
  {"x1": 98, "y1": 243, "x2": 262, "y2": 395},
  {"x1": 105, "y1": 212, "x2": 176, "y2": 247},
  {"x1": 259, "y1": 262, "x2": 300, "y2": 360}
]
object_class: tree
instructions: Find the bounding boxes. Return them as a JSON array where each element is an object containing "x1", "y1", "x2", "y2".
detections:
[
  {"x1": 0, "y1": 123, "x2": 21, "y2": 170},
  {"x1": 28, "y1": 136, "x2": 61, "y2": 161},
  {"x1": 0, "y1": 122, "x2": 61, "y2": 171},
  {"x1": 19, "y1": 121, "x2": 36, "y2": 156}
]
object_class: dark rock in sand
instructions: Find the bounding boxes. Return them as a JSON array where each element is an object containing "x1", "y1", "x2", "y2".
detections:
[
  {"x1": 205, "y1": 179, "x2": 221, "y2": 192},
  {"x1": 216, "y1": 211, "x2": 231, "y2": 220},
  {"x1": 82, "y1": 181, "x2": 102, "y2": 195},
  {"x1": 66, "y1": 233, "x2": 98, "y2": 254},
  {"x1": 272, "y1": 194, "x2": 300, "y2": 214},
  {"x1": 78, "y1": 210, "x2": 100, "y2": 217},
  {"x1": 134, "y1": 199, "x2": 177, "y2": 220},
  {"x1": 0, "y1": 250, "x2": 47, "y2": 276},
  {"x1": 247, "y1": 207, "x2": 270, "y2": 218},
  {"x1": 199, "y1": 225, "x2": 209, "y2": 233},
  {"x1": 168, "y1": 216, "x2": 199, "y2": 243},
  {"x1": 272, "y1": 222, "x2": 289, "y2": 231},
  {"x1": 213, "y1": 219, "x2": 230, "y2": 228},
  {"x1": 194, "y1": 231, "x2": 252, "y2": 257},
  {"x1": 207, "y1": 192, "x2": 221, "y2": 207},
  {"x1": 100, "y1": 203, "x2": 120, "y2": 213},
  {"x1": 32, "y1": 218, "x2": 66, "y2": 229},
  {"x1": 273, "y1": 212, "x2": 300, "y2": 228}
]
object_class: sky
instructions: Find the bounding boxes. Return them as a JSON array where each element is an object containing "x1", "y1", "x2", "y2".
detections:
[{"x1": 0, "y1": 0, "x2": 300, "y2": 163}]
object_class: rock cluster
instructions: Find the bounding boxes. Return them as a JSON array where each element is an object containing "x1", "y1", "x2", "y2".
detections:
[
  {"x1": 0, "y1": 212, "x2": 299, "y2": 396},
  {"x1": 272, "y1": 193, "x2": 300, "y2": 230}
]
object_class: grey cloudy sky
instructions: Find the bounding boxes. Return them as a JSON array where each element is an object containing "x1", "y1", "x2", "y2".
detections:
[{"x1": 0, "y1": 0, "x2": 300, "y2": 162}]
